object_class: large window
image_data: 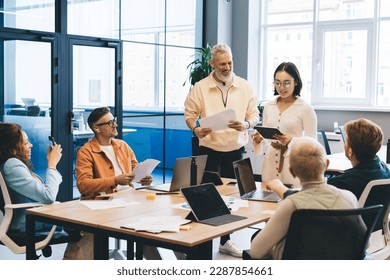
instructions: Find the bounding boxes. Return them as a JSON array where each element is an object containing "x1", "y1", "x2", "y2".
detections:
[
  {"x1": 121, "y1": 0, "x2": 201, "y2": 110},
  {"x1": 259, "y1": 0, "x2": 390, "y2": 108},
  {"x1": 0, "y1": 0, "x2": 55, "y2": 32},
  {"x1": 1, "y1": 0, "x2": 203, "y2": 200},
  {"x1": 68, "y1": 0, "x2": 120, "y2": 38}
]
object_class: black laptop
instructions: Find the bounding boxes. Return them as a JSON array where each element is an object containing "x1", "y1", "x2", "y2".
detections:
[
  {"x1": 180, "y1": 183, "x2": 247, "y2": 226},
  {"x1": 233, "y1": 158, "x2": 280, "y2": 202}
]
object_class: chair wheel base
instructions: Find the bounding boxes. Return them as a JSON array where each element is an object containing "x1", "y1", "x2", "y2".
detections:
[{"x1": 42, "y1": 245, "x2": 52, "y2": 258}]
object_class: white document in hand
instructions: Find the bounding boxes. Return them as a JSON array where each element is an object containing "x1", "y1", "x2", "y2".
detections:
[
  {"x1": 133, "y1": 159, "x2": 161, "y2": 182},
  {"x1": 198, "y1": 108, "x2": 237, "y2": 131}
]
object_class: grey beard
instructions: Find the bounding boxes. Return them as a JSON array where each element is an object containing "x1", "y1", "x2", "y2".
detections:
[{"x1": 215, "y1": 71, "x2": 233, "y2": 84}]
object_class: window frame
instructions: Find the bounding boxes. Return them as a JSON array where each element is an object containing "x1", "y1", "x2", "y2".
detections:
[
  {"x1": 312, "y1": 19, "x2": 376, "y2": 106},
  {"x1": 258, "y1": 0, "x2": 388, "y2": 109}
]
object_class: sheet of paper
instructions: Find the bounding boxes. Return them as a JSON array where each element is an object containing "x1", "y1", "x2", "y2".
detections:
[
  {"x1": 133, "y1": 159, "x2": 161, "y2": 182},
  {"x1": 79, "y1": 198, "x2": 140, "y2": 210},
  {"x1": 171, "y1": 196, "x2": 248, "y2": 212},
  {"x1": 121, "y1": 215, "x2": 182, "y2": 233},
  {"x1": 171, "y1": 202, "x2": 192, "y2": 211},
  {"x1": 198, "y1": 108, "x2": 237, "y2": 131},
  {"x1": 222, "y1": 195, "x2": 249, "y2": 211}
]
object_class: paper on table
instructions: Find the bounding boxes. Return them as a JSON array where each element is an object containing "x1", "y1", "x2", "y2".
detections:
[
  {"x1": 133, "y1": 159, "x2": 161, "y2": 182},
  {"x1": 198, "y1": 108, "x2": 237, "y2": 131},
  {"x1": 171, "y1": 196, "x2": 247, "y2": 212},
  {"x1": 79, "y1": 198, "x2": 140, "y2": 210},
  {"x1": 121, "y1": 216, "x2": 182, "y2": 233},
  {"x1": 221, "y1": 195, "x2": 248, "y2": 211}
]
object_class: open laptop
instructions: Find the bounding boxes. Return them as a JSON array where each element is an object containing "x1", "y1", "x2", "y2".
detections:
[
  {"x1": 143, "y1": 155, "x2": 207, "y2": 192},
  {"x1": 180, "y1": 183, "x2": 247, "y2": 226},
  {"x1": 233, "y1": 158, "x2": 280, "y2": 202}
]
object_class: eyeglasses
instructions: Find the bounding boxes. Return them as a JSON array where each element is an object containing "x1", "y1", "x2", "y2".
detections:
[
  {"x1": 94, "y1": 117, "x2": 117, "y2": 127},
  {"x1": 274, "y1": 80, "x2": 294, "y2": 89}
]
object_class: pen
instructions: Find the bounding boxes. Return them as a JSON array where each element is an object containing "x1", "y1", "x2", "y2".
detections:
[{"x1": 156, "y1": 192, "x2": 179, "y2": 195}]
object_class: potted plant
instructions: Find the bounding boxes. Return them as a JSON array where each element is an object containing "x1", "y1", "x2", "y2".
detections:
[{"x1": 183, "y1": 44, "x2": 213, "y2": 87}]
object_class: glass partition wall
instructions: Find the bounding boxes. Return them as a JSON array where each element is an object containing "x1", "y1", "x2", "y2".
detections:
[
  {"x1": 1, "y1": 0, "x2": 203, "y2": 200},
  {"x1": 1, "y1": 38, "x2": 52, "y2": 179}
]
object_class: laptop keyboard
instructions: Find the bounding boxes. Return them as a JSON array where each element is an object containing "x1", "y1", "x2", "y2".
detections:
[
  {"x1": 247, "y1": 190, "x2": 272, "y2": 199},
  {"x1": 201, "y1": 214, "x2": 247, "y2": 226}
]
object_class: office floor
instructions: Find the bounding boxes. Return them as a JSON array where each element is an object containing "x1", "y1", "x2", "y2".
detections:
[
  {"x1": 0, "y1": 226, "x2": 260, "y2": 260},
  {"x1": 2, "y1": 224, "x2": 390, "y2": 260}
]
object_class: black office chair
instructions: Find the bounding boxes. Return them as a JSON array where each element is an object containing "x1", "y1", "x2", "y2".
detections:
[
  {"x1": 317, "y1": 129, "x2": 331, "y2": 155},
  {"x1": 27, "y1": 105, "x2": 41, "y2": 116},
  {"x1": 243, "y1": 205, "x2": 383, "y2": 260}
]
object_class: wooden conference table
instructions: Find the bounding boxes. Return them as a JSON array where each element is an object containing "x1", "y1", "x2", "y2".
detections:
[{"x1": 25, "y1": 179, "x2": 277, "y2": 260}]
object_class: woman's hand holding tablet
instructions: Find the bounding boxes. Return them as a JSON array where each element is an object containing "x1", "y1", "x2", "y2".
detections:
[{"x1": 254, "y1": 126, "x2": 283, "y2": 140}]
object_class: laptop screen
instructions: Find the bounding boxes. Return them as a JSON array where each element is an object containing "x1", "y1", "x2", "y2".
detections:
[
  {"x1": 181, "y1": 183, "x2": 231, "y2": 221},
  {"x1": 233, "y1": 158, "x2": 257, "y2": 196}
]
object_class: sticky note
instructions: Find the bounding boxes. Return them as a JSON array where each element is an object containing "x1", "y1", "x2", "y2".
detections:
[
  {"x1": 146, "y1": 193, "x2": 156, "y2": 200},
  {"x1": 180, "y1": 225, "x2": 192, "y2": 231}
]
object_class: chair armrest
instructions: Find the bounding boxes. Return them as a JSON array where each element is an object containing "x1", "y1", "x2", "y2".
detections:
[{"x1": 364, "y1": 252, "x2": 374, "y2": 260}]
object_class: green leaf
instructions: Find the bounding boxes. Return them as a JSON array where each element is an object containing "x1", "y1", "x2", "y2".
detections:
[{"x1": 183, "y1": 44, "x2": 213, "y2": 87}]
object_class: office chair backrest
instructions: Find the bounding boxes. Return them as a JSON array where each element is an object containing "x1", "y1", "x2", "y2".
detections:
[
  {"x1": 359, "y1": 179, "x2": 390, "y2": 231},
  {"x1": 0, "y1": 170, "x2": 75, "y2": 257},
  {"x1": 317, "y1": 129, "x2": 331, "y2": 155},
  {"x1": 282, "y1": 205, "x2": 383, "y2": 260},
  {"x1": 0, "y1": 171, "x2": 12, "y2": 210},
  {"x1": 358, "y1": 179, "x2": 390, "y2": 259}
]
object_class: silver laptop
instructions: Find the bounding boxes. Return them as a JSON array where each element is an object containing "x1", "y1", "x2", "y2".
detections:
[
  {"x1": 233, "y1": 158, "x2": 280, "y2": 202},
  {"x1": 180, "y1": 183, "x2": 247, "y2": 226},
  {"x1": 144, "y1": 155, "x2": 207, "y2": 192}
]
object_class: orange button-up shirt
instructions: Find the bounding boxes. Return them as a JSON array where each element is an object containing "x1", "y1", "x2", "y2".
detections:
[{"x1": 76, "y1": 137, "x2": 138, "y2": 199}]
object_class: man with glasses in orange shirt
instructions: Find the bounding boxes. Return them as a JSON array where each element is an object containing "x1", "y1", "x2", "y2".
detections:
[
  {"x1": 64, "y1": 107, "x2": 158, "y2": 259},
  {"x1": 76, "y1": 106, "x2": 152, "y2": 199}
]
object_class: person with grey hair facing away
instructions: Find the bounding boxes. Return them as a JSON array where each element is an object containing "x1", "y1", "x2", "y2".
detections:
[
  {"x1": 269, "y1": 118, "x2": 390, "y2": 201},
  {"x1": 249, "y1": 137, "x2": 359, "y2": 259},
  {"x1": 184, "y1": 43, "x2": 259, "y2": 258}
]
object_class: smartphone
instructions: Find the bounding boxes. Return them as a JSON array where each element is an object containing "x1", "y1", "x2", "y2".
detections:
[{"x1": 48, "y1": 136, "x2": 55, "y2": 148}]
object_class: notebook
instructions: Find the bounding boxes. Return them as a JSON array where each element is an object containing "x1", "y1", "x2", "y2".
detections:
[
  {"x1": 144, "y1": 155, "x2": 207, "y2": 192},
  {"x1": 233, "y1": 158, "x2": 280, "y2": 202},
  {"x1": 180, "y1": 183, "x2": 247, "y2": 226}
]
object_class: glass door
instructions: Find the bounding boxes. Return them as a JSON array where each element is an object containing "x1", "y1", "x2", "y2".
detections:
[
  {"x1": 1, "y1": 36, "x2": 54, "y2": 180},
  {"x1": 70, "y1": 39, "x2": 120, "y2": 198}
]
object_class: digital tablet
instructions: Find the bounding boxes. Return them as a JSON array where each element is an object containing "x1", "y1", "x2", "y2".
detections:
[
  {"x1": 254, "y1": 126, "x2": 283, "y2": 139},
  {"x1": 201, "y1": 171, "x2": 224, "y2": 186}
]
